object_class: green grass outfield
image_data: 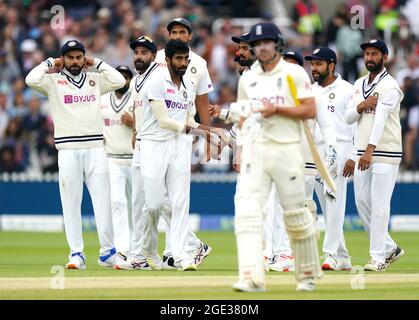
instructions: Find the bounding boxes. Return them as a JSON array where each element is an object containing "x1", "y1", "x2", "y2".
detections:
[{"x1": 0, "y1": 230, "x2": 418, "y2": 299}]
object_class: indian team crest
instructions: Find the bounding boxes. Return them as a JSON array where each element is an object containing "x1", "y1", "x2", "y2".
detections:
[
  {"x1": 183, "y1": 91, "x2": 188, "y2": 99},
  {"x1": 89, "y1": 80, "x2": 96, "y2": 86},
  {"x1": 191, "y1": 67, "x2": 197, "y2": 74},
  {"x1": 329, "y1": 93, "x2": 335, "y2": 100},
  {"x1": 373, "y1": 92, "x2": 379, "y2": 98}
]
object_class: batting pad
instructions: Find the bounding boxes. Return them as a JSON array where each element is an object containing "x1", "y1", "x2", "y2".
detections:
[
  {"x1": 284, "y1": 207, "x2": 323, "y2": 281},
  {"x1": 234, "y1": 196, "x2": 265, "y2": 287}
]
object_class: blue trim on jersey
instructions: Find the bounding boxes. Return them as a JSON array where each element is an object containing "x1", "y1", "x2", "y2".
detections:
[
  {"x1": 357, "y1": 149, "x2": 402, "y2": 158},
  {"x1": 60, "y1": 71, "x2": 87, "y2": 89},
  {"x1": 99, "y1": 247, "x2": 116, "y2": 262},
  {"x1": 96, "y1": 61, "x2": 103, "y2": 70},
  {"x1": 362, "y1": 70, "x2": 388, "y2": 99},
  {"x1": 135, "y1": 62, "x2": 158, "y2": 93},
  {"x1": 55, "y1": 134, "x2": 103, "y2": 141},
  {"x1": 110, "y1": 91, "x2": 131, "y2": 113},
  {"x1": 55, "y1": 134, "x2": 103, "y2": 144}
]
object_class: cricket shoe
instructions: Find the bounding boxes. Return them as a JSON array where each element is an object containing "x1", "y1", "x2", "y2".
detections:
[
  {"x1": 114, "y1": 258, "x2": 152, "y2": 270},
  {"x1": 385, "y1": 246, "x2": 405, "y2": 268},
  {"x1": 162, "y1": 255, "x2": 179, "y2": 270},
  {"x1": 189, "y1": 242, "x2": 212, "y2": 266},
  {"x1": 321, "y1": 254, "x2": 352, "y2": 271},
  {"x1": 296, "y1": 278, "x2": 315, "y2": 292},
  {"x1": 98, "y1": 249, "x2": 127, "y2": 268},
  {"x1": 66, "y1": 252, "x2": 86, "y2": 270},
  {"x1": 264, "y1": 255, "x2": 276, "y2": 271},
  {"x1": 146, "y1": 254, "x2": 163, "y2": 270},
  {"x1": 179, "y1": 259, "x2": 197, "y2": 271},
  {"x1": 233, "y1": 281, "x2": 266, "y2": 293},
  {"x1": 364, "y1": 260, "x2": 386, "y2": 272},
  {"x1": 269, "y1": 254, "x2": 295, "y2": 272}
]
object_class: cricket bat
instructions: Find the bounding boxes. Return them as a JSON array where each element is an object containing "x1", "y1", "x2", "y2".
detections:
[{"x1": 286, "y1": 74, "x2": 337, "y2": 194}]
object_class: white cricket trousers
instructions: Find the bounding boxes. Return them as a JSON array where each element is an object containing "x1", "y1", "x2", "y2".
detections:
[
  {"x1": 354, "y1": 162, "x2": 399, "y2": 263},
  {"x1": 315, "y1": 141, "x2": 352, "y2": 259},
  {"x1": 235, "y1": 141, "x2": 306, "y2": 284},
  {"x1": 140, "y1": 135, "x2": 192, "y2": 264},
  {"x1": 263, "y1": 184, "x2": 292, "y2": 258},
  {"x1": 58, "y1": 147, "x2": 114, "y2": 256},
  {"x1": 108, "y1": 161, "x2": 132, "y2": 256}
]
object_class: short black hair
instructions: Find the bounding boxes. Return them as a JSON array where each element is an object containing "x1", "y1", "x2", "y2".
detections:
[{"x1": 165, "y1": 39, "x2": 189, "y2": 58}]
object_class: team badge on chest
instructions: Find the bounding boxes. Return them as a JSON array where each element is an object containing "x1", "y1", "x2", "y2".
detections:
[
  {"x1": 329, "y1": 93, "x2": 335, "y2": 100},
  {"x1": 89, "y1": 80, "x2": 96, "y2": 86},
  {"x1": 277, "y1": 77, "x2": 282, "y2": 89},
  {"x1": 191, "y1": 67, "x2": 197, "y2": 74},
  {"x1": 183, "y1": 91, "x2": 188, "y2": 100},
  {"x1": 373, "y1": 92, "x2": 379, "y2": 98}
]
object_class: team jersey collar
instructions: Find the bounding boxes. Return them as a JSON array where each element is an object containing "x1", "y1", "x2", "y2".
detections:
[
  {"x1": 254, "y1": 56, "x2": 286, "y2": 75},
  {"x1": 362, "y1": 67, "x2": 388, "y2": 99},
  {"x1": 60, "y1": 67, "x2": 86, "y2": 89},
  {"x1": 164, "y1": 66, "x2": 186, "y2": 90},
  {"x1": 134, "y1": 61, "x2": 158, "y2": 93},
  {"x1": 61, "y1": 67, "x2": 84, "y2": 82}
]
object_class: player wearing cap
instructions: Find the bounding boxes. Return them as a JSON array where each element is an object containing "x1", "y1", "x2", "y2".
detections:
[
  {"x1": 345, "y1": 39, "x2": 405, "y2": 271},
  {"x1": 154, "y1": 18, "x2": 215, "y2": 268},
  {"x1": 25, "y1": 40, "x2": 126, "y2": 269},
  {"x1": 101, "y1": 65, "x2": 134, "y2": 258},
  {"x1": 305, "y1": 47, "x2": 354, "y2": 271},
  {"x1": 233, "y1": 22, "x2": 322, "y2": 292}
]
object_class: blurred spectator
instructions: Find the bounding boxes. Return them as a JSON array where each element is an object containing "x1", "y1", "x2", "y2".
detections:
[
  {"x1": 325, "y1": 3, "x2": 347, "y2": 47},
  {"x1": 140, "y1": 0, "x2": 172, "y2": 36},
  {"x1": 22, "y1": 94, "x2": 46, "y2": 139},
  {"x1": 1, "y1": 118, "x2": 30, "y2": 172},
  {"x1": 335, "y1": 13, "x2": 363, "y2": 82},
  {"x1": 19, "y1": 39, "x2": 39, "y2": 77},
  {"x1": 0, "y1": 48, "x2": 21, "y2": 86},
  {"x1": 0, "y1": 92, "x2": 9, "y2": 140},
  {"x1": 403, "y1": 79, "x2": 419, "y2": 170},
  {"x1": 292, "y1": 0, "x2": 323, "y2": 46},
  {"x1": 375, "y1": 0, "x2": 399, "y2": 39},
  {"x1": 401, "y1": 0, "x2": 419, "y2": 39},
  {"x1": 36, "y1": 117, "x2": 58, "y2": 173},
  {"x1": 396, "y1": 52, "x2": 419, "y2": 87}
]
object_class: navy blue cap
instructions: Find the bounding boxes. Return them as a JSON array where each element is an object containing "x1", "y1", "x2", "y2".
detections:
[
  {"x1": 115, "y1": 65, "x2": 133, "y2": 78},
  {"x1": 167, "y1": 17, "x2": 192, "y2": 33},
  {"x1": 60, "y1": 40, "x2": 85, "y2": 56},
  {"x1": 248, "y1": 22, "x2": 284, "y2": 46},
  {"x1": 129, "y1": 36, "x2": 157, "y2": 53},
  {"x1": 231, "y1": 31, "x2": 251, "y2": 44},
  {"x1": 283, "y1": 50, "x2": 304, "y2": 66},
  {"x1": 304, "y1": 47, "x2": 337, "y2": 63},
  {"x1": 360, "y1": 39, "x2": 388, "y2": 55}
]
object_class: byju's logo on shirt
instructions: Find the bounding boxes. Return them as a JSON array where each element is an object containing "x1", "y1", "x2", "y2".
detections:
[
  {"x1": 165, "y1": 100, "x2": 188, "y2": 110},
  {"x1": 64, "y1": 95, "x2": 97, "y2": 104}
]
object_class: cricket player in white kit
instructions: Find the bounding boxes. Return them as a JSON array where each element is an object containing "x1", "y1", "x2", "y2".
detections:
[
  {"x1": 232, "y1": 22, "x2": 323, "y2": 292},
  {"x1": 304, "y1": 47, "x2": 355, "y2": 271},
  {"x1": 101, "y1": 65, "x2": 134, "y2": 257},
  {"x1": 125, "y1": 39, "x2": 217, "y2": 271},
  {"x1": 153, "y1": 18, "x2": 214, "y2": 267},
  {"x1": 25, "y1": 40, "x2": 126, "y2": 269},
  {"x1": 345, "y1": 39, "x2": 405, "y2": 271}
]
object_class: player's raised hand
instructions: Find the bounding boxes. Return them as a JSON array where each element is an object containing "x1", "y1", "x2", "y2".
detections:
[
  {"x1": 53, "y1": 57, "x2": 64, "y2": 69},
  {"x1": 357, "y1": 96, "x2": 378, "y2": 113},
  {"x1": 209, "y1": 104, "x2": 221, "y2": 118},
  {"x1": 84, "y1": 56, "x2": 95, "y2": 69}
]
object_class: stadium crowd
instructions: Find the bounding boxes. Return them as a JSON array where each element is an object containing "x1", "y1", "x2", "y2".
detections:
[{"x1": 0, "y1": 0, "x2": 418, "y2": 173}]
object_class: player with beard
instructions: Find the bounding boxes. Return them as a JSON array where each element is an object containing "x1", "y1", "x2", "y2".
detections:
[
  {"x1": 345, "y1": 39, "x2": 405, "y2": 271},
  {"x1": 25, "y1": 40, "x2": 126, "y2": 269},
  {"x1": 101, "y1": 65, "x2": 134, "y2": 258},
  {"x1": 304, "y1": 47, "x2": 354, "y2": 271}
]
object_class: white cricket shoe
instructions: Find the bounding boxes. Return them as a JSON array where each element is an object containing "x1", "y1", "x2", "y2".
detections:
[
  {"x1": 114, "y1": 258, "x2": 152, "y2": 270},
  {"x1": 264, "y1": 255, "x2": 276, "y2": 271},
  {"x1": 146, "y1": 255, "x2": 163, "y2": 270},
  {"x1": 179, "y1": 259, "x2": 197, "y2": 271},
  {"x1": 189, "y1": 242, "x2": 212, "y2": 266},
  {"x1": 66, "y1": 252, "x2": 86, "y2": 270},
  {"x1": 364, "y1": 260, "x2": 386, "y2": 272},
  {"x1": 321, "y1": 254, "x2": 352, "y2": 271},
  {"x1": 233, "y1": 281, "x2": 266, "y2": 293},
  {"x1": 296, "y1": 278, "x2": 315, "y2": 292},
  {"x1": 385, "y1": 246, "x2": 405, "y2": 267},
  {"x1": 98, "y1": 250, "x2": 127, "y2": 268},
  {"x1": 269, "y1": 254, "x2": 295, "y2": 272},
  {"x1": 162, "y1": 255, "x2": 179, "y2": 270}
]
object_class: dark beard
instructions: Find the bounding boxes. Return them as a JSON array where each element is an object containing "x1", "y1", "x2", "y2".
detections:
[
  {"x1": 66, "y1": 65, "x2": 82, "y2": 76},
  {"x1": 313, "y1": 70, "x2": 329, "y2": 85},
  {"x1": 366, "y1": 58, "x2": 384, "y2": 73},
  {"x1": 135, "y1": 60, "x2": 151, "y2": 74},
  {"x1": 237, "y1": 57, "x2": 254, "y2": 67},
  {"x1": 115, "y1": 86, "x2": 129, "y2": 95}
]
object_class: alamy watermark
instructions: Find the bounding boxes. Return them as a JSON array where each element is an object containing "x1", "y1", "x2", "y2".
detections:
[
  {"x1": 50, "y1": 5, "x2": 65, "y2": 30},
  {"x1": 350, "y1": 265, "x2": 366, "y2": 290},
  {"x1": 50, "y1": 265, "x2": 65, "y2": 289}
]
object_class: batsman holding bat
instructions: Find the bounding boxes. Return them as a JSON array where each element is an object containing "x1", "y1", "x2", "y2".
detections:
[{"x1": 232, "y1": 22, "x2": 323, "y2": 292}]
